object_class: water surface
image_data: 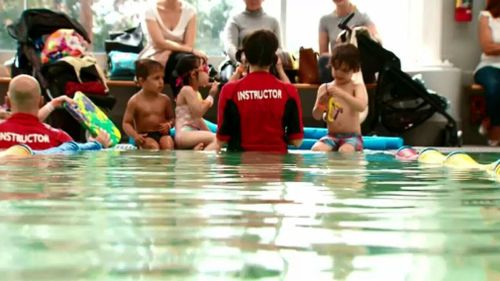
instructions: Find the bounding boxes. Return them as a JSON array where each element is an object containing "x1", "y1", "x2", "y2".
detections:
[{"x1": 0, "y1": 150, "x2": 499, "y2": 281}]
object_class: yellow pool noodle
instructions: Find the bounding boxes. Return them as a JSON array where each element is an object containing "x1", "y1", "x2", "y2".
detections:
[{"x1": 0, "y1": 145, "x2": 33, "y2": 158}]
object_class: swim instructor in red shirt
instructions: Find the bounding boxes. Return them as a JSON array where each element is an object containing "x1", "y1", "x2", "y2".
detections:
[
  {"x1": 217, "y1": 30, "x2": 304, "y2": 152},
  {"x1": 0, "y1": 75, "x2": 73, "y2": 150}
]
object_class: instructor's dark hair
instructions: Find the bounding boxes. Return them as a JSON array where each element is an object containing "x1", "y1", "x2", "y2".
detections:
[{"x1": 242, "y1": 29, "x2": 279, "y2": 68}]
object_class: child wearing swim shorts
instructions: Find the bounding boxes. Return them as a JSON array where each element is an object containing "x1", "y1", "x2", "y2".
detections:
[{"x1": 122, "y1": 59, "x2": 175, "y2": 150}]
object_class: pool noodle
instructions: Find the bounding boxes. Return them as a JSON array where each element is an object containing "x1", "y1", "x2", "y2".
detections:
[{"x1": 203, "y1": 120, "x2": 405, "y2": 151}]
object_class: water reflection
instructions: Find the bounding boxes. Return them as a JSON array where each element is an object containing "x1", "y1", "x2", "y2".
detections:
[{"x1": 0, "y1": 150, "x2": 499, "y2": 280}]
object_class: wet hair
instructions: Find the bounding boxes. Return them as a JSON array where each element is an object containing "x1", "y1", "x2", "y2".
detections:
[
  {"x1": 487, "y1": 0, "x2": 500, "y2": 18},
  {"x1": 242, "y1": 30, "x2": 279, "y2": 67},
  {"x1": 170, "y1": 54, "x2": 201, "y2": 98},
  {"x1": 330, "y1": 43, "x2": 361, "y2": 72},
  {"x1": 135, "y1": 59, "x2": 164, "y2": 80}
]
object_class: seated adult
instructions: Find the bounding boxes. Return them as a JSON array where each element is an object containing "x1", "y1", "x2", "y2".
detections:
[
  {"x1": 474, "y1": 0, "x2": 500, "y2": 146},
  {"x1": 318, "y1": 0, "x2": 379, "y2": 83},
  {"x1": 139, "y1": 0, "x2": 207, "y2": 82},
  {"x1": 217, "y1": 30, "x2": 304, "y2": 153},
  {"x1": 0, "y1": 75, "x2": 109, "y2": 150},
  {"x1": 222, "y1": 0, "x2": 289, "y2": 83}
]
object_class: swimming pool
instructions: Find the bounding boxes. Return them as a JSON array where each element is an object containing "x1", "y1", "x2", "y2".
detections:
[{"x1": 0, "y1": 150, "x2": 499, "y2": 280}]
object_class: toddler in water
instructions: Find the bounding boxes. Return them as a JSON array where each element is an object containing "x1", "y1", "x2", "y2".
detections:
[
  {"x1": 171, "y1": 54, "x2": 219, "y2": 150},
  {"x1": 122, "y1": 59, "x2": 175, "y2": 150},
  {"x1": 311, "y1": 43, "x2": 368, "y2": 153}
]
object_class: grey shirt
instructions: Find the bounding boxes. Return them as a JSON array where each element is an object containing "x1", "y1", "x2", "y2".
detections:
[
  {"x1": 223, "y1": 8, "x2": 282, "y2": 62},
  {"x1": 319, "y1": 11, "x2": 372, "y2": 52}
]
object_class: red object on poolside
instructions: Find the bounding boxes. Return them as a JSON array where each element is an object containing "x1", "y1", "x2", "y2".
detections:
[
  {"x1": 455, "y1": 7, "x2": 472, "y2": 22},
  {"x1": 395, "y1": 146, "x2": 419, "y2": 161},
  {"x1": 65, "y1": 81, "x2": 106, "y2": 97}
]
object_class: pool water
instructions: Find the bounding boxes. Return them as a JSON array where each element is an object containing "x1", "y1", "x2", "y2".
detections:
[{"x1": 0, "y1": 150, "x2": 499, "y2": 281}]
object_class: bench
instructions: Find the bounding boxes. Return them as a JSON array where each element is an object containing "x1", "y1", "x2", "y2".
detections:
[{"x1": 468, "y1": 83, "x2": 486, "y2": 124}]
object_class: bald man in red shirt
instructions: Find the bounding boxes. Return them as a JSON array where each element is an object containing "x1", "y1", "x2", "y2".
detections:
[{"x1": 0, "y1": 75, "x2": 109, "y2": 150}]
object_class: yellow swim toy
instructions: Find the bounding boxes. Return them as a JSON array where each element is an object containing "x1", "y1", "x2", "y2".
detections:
[
  {"x1": 0, "y1": 144, "x2": 33, "y2": 158},
  {"x1": 327, "y1": 97, "x2": 343, "y2": 122},
  {"x1": 443, "y1": 152, "x2": 482, "y2": 169},
  {"x1": 417, "y1": 148, "x2": 446, "y2": 164}
]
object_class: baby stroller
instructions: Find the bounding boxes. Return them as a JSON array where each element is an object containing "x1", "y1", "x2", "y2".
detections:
[
  {"x1": 7, "y1": 9, "x2": 116, "y2": 142},
  {"x1": 338, "y1": 14, "x2": 462, "y2": 146}
]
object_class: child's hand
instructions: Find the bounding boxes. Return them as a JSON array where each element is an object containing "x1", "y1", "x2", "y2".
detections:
[
  {"x1": 0, "y1": 109, "x2": 10, "y2": 120},
  {"x1": 159, "y1": 122, "x2": 172, "y2": 135},
  {"x1": 318, "y1": 85, "x2": 331, "y2": 105},
  {"x1": 235, "y1": 63, "x2": 246, "y2": 76},
  {"x1": 327, "y1": 84, "x2": 344, "y2": 97},
  {"x1": 209, "y1": 82, "x2": 220, "y2": 97},
  {"x1": 89, "y1": 129, "x2": 111, "y2": 148},
  {"x1": 135, "y1": 134, "x2": 146, "y2": 146}
]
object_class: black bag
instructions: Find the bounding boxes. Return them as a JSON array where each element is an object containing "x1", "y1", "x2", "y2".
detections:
[{"x1": 105, "y1": 25, "x2": 144, "y2": 54}]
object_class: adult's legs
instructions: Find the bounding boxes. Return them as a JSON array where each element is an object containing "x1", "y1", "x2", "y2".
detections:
[
  {"x1": 318, "y1": 54, "x2": 333, "y2": 84},
  {"x1": 474, "y1": 67, "x2": 500, "y2": 142}
]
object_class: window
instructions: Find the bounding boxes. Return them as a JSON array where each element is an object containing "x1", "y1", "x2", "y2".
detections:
[
  {"x1": 284, "y1": 0, "x2": 444, "y2": 68},
  {"x1": 0, "y1": 0, "x2": 444, "y2": 68},
  {"x1": 0, "y1": 0, "x2": 25, "y2": 50}
]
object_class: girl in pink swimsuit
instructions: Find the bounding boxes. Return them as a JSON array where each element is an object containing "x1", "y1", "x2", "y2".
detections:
[{"x1": 171, "y1": 54, "x2": 219, "y2": 150}]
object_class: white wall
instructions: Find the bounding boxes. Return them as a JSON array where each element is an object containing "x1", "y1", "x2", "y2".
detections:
[{"x1": 441, "y1": 0, "x2": 485, "y2": 83}]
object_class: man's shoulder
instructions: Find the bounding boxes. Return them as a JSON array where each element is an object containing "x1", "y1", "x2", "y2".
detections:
[{"x1": 42, "y1": 122, "x2": 64, "y2": 133}]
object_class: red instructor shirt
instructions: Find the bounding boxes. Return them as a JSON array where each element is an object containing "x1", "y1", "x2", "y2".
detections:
[
  {"x1": 0, "y1": 113, "x2": 72, "y2": 150},
  {"x1": 217, "y1": 71, "x2": 304, "y2": 152}
]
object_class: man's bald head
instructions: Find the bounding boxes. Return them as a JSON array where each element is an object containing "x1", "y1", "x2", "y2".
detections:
[{"x1": 7, "y1": 75, "x2": 42, "y2": 113}]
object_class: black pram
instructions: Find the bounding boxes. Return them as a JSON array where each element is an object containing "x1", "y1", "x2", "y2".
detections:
[
  {"x1": 338, "y1": 14, "x2": 462, "y2": 146},
  {"x1": 7, "y1": 9, "x2": 116, "y2": 142}
]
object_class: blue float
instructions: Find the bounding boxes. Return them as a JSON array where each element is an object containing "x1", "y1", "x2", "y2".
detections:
[{"x1": 132, "y1": 120, "x2": 405, "y2": 151}]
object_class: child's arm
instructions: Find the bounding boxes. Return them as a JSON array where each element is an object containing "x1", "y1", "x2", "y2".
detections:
[
  {"x1": 183, "y1": 84, "x2": 217, "y2": 118},
  {"x1": 229, "y1": 63, "x2": 246, "y2": 82},
  {"x1": 122, "y1": 97, "x2": 145, "y2": 145},
  {"x1": 330, "y1": 83, "x2": 368, "y2": 112},
  {"x1": 275, "y1": 56, "x2": 291, "y2": 84},
  {"x1": 312, "y1": 84, "x2": 330, "y2": 120},
  {"x1": 159, "y1": 96, "x2": 175, "y2": 134}
]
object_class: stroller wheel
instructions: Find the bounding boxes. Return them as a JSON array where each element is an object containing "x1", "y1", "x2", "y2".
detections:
[{"x1": 443, "y1": 124, "x2": 462, "y2": 147}]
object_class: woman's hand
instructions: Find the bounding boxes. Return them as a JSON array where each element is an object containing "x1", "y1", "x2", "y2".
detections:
[{"x1": 192, "y1": 49, "x2": 208, "y2": 61}]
